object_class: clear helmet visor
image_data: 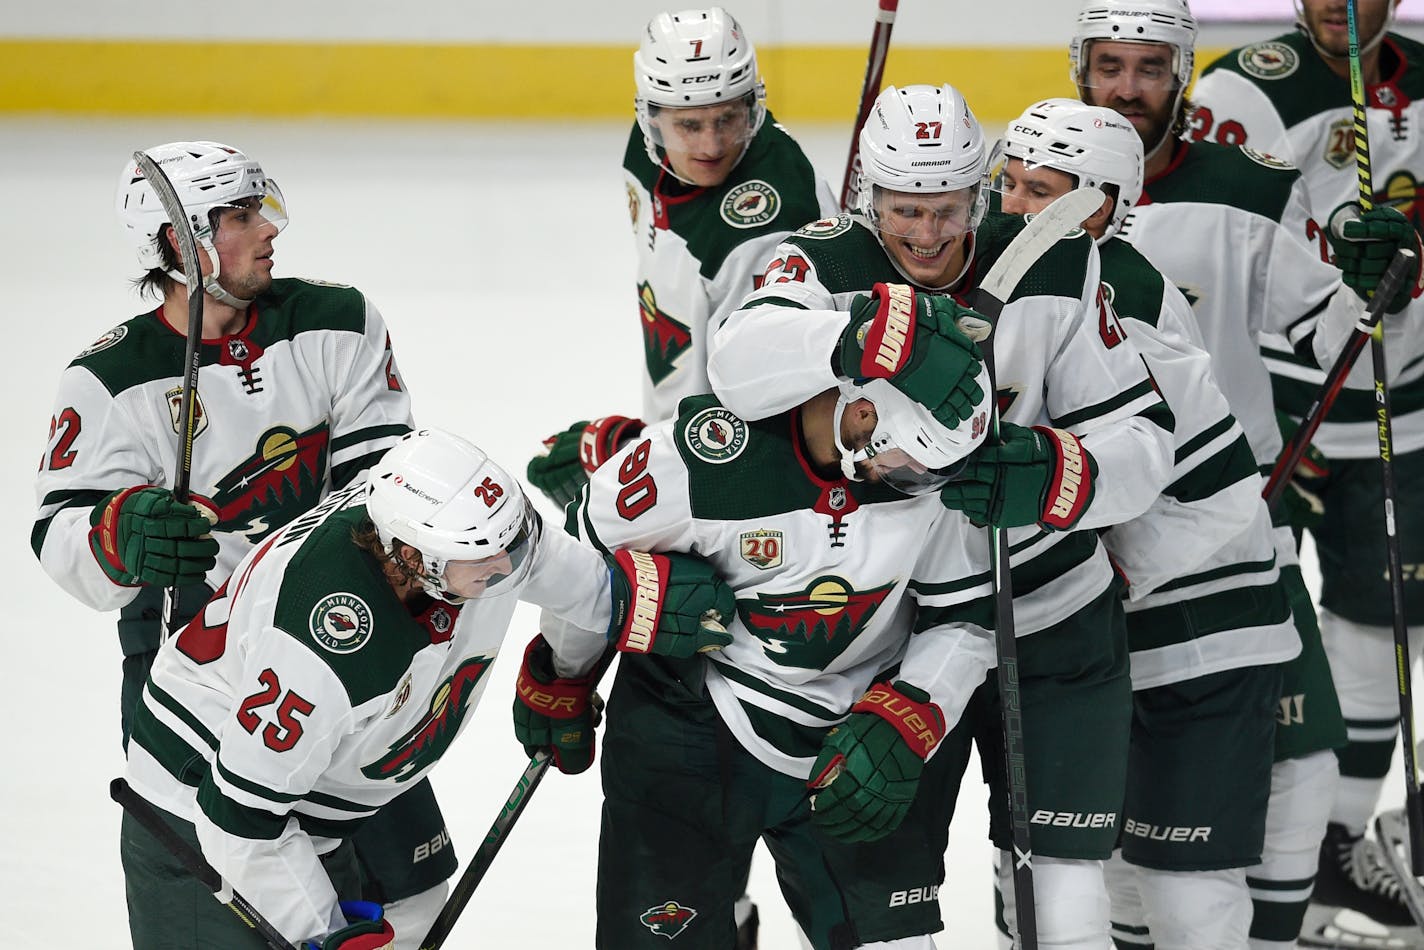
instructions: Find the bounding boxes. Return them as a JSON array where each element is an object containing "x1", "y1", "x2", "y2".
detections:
[
  {"x1": 1076, "y1": 40, "x2": 1182, "y2": 98},
  {"x1": 985, "y1": 142, "x2": 1078, "y2": 216},
  {"x1": 640, "y1": 93, "x2": 763, "y2": 157},
  {"x1": 430, "y1": 509, "x2": 540, "y2": 602},
  {"x1": 858, "y1": 445, "x2": 962, "y2": 495},
  {"x1": 210, "y1": 179, "x2": 289, "y2": 239},
  {"x1": 863, "y1": 182, "x2": 986, "y2": 243}
]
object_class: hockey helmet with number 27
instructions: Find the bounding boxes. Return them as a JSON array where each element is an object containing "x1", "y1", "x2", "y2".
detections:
[{"x1": 365, "y1": 428, "x2": 541, "y2": 603}]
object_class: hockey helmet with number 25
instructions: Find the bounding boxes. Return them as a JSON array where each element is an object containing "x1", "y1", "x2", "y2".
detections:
[
  {"x1": 116, "y1": 141, "x2": 289, "y2": 308},
  {"x1": 365, "y1": 428, "x2": 540, "y2": 603}
]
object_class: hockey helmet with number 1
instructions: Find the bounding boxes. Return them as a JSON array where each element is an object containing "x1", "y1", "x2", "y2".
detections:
[
  {"x1": 365, "y1": 428, "x2": 540, "y2": 603},
  {"x1": 116, "y1": 141, "x2": 288, "y2": 308},
  {"x1": 634, "y1": 7, "x2": 767, "y2": 177}
]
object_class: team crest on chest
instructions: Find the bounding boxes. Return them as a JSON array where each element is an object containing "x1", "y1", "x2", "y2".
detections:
[
  {"x1": 740, "y1": 529, "x2": 784, "y2": 570},
  {"x1": 739, "y1": 575, "x2": 896, "y2": 669},
  {"x1": 796, "y1": 215, "x2": 853, "y2": 240},
  {"x1": 721, "y1": 180, "x2": 781, "y2": 229},
  {"x1": 165, "y1": 387, "x2": 209, "y2": 440},
  {"x1": 639, "y1": 901, "x2": 698, "y2": 939},
  {"x1": 310, "y1": 593, "x2": 373, "y2": 654},
  {"x1": 685, "y1": 407, "x2": 748, "y2": 463},
  {"x1": 1238, "y1": 42, "x2": 1298, "y2": 80},
  {"x1": 78, "y1": 325, "x2": 127, "y2": 358}
]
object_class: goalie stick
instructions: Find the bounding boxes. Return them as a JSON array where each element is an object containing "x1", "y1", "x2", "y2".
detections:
[
  {"x1": 839, "y1": 0, "x2": 898, "y2": 210},
  {"x1": 110, "y1": 777, "x2": 298, "y2": 950},
  {"x1": 132, "y1": 149, "x2": 206, "y2": 644},
  {"x1": 965, "y1": 186, "x2": 1106, "y2": 950}
]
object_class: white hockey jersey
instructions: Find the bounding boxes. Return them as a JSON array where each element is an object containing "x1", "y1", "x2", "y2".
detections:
[
  {"x1": 1193, "y1": 31, "x2": 1424, "y2": 456},
  {"x1": 544, "y1": 397, "x2": 996, "y2": 780},
  {"x1": 33, "y1": 279, "x2": 414, "y2": 654},
  {"x1": 623, "y1": 116, "x2": 838, "y2": 421},
  {"x1": 125, "y1": 483, "x2": 612, "y2": 945}
]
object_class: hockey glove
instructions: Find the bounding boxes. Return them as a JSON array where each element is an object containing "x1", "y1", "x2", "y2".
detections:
[
  {"x1": 527, "y1": 416, "x2": 646, "y2": 509},
  {"x1": 838, "y1": 283, "x2": 987, "y2": 428},
  {"x1": 302, "y1": 900, "x2": 394, "y2": 950},
  {"x1": 88, "y1": 486, "x2": 219, "y2": 587},
  {"x1": 1274, "y1": 410, "x2": 1329, "y2": 534},
  {"x1": 513, "y1": 634, "x2": 602, "y2": 774},
  {"x1": 607, "y1": 550, "x2": 734, "y2": 657},
  {"x1": 939, "y1": 423, "x2": 1097, "y2": 531},
  {"x1": 1328, "y1": 203, "x2": 1424, "y2": 314},
  {"x1": 808, "y1": 681, "x2": 945, "y2": 843}
]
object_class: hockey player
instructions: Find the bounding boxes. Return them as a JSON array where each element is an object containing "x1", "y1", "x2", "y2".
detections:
[
  {"x1": 996, "y1": 96, "x2": 1301, "y2": 949},
  {"x1": 706, "y1": 83, "x2": 1177, "y2": 949},
  {"x1": 525, "y1": 5, "x2": 838, "y2": 512},
  {"x1": 514, "y1": 365, "x2": 1009, "y2": 949},
  {"x1": 30, "y1": 141, "x2": 453, "y2": 948},
  {"x1": 121, "y1": 427, "x2": 735, "y2": 949},
  {"x1": 1068, "y1": 2, "x2": 1377, "y2": 945},
  {"x1": 1192, "y1": 2, "x2": 1424, "y2": 942}
]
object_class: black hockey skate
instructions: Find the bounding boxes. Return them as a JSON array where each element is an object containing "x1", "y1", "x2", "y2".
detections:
[{"x1": 1300, "y1": 822, "x2": 1424, "y2": 949}]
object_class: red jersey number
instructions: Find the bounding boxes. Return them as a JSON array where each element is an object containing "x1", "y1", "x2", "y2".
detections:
[
  {"x1": 236, "y1": 668, "x2": 316, "y2": 753},
  {"x1": 41, "y1": 408, "x2": 81, "y2": 471},
  {"x1": 615, "y1": 439, "x2": 658, "y2": 521}
]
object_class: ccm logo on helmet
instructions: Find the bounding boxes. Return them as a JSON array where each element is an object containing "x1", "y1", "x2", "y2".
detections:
[{"x1": 682, "y1": 74, "x2": 722, "y2": 84}]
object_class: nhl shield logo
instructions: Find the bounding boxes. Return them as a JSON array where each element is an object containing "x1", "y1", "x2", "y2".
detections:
[
  {"x1": 721, "y1": 180, "x2": 781, "y2": 229},
  {"x1": 829, "y1": 486, "x2": 847, "y2": 511},
  {"x1": 310, "y1": 593, "x2": 374, "y2": 654},
  {"x1": 639, "y1": 901, "x2": 698, "y2": 939},
  {"x1": 166, "y1": 387, "x2": 209, "y2": 440},
  {"x1": 740, "y1": 529, "x2": 784, "y2": 570},
  {"x1": 685, "y1": 407, "x2": 749, "y2": 464},
  {"x1": 1238, "y1": 41, "x2": 1299, "y2": 80}
]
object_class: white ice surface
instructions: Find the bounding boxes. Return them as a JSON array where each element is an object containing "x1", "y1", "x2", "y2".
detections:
[{"x1": 0, "y1": 116, "x2": 1390, "y2": 949}]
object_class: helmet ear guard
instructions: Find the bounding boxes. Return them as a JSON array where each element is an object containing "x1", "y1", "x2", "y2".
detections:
[{"x1": 365, "y1": 428, "x2": 539, "y2": 602}]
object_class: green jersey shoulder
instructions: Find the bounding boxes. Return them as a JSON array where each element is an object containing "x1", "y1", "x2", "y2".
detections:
[
  {"x1": 1146, "y1": 141, "x2": 1303, "y2": 223},
  {"x1": 623, "y1": 114, "x2": 827, "y2": 279},
  {"x1": 1098, "y1": 238, "x2": 1168, "y2": 330}
]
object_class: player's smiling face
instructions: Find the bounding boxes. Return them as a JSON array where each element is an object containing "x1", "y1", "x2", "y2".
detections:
[
  {"x1": 871, "y1": 186, "x2": 976, "y2": 288},
  {"x1": 1081, "y1": 40, "x2": 1178, "y2": 156},
  {"x1": 1299, "y1": 0, "x2": 1395, "y2": 57},
  {"x1": 653, "y1": 100, "x2": 752, "y2": 187},
  {"x1": 210, "y1": 197, "x2": 280, "y2": 301}
]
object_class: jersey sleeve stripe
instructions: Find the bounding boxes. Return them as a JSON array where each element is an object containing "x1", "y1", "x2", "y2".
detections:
[
  {"x1": 31, "y1": 488, "x2": 108, "y2": 557},
  {"x1": 1051, "y1": 380, "x2": 1169, "y2": 431}
]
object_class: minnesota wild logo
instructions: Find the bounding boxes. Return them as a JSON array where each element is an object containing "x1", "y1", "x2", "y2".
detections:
[
  {"x1": 721, "y1": 180, "x2": 781, "y2": 229},
  {"x1": 1238, "y1": 41, "x2": 1298, "y2": 80},
  {"x1": 639, "y1": 901, "x2": 698, "y2": 939},
  {"x1": 1377, "y1": 170, "x2": 1424, "y2": 230},
  {"x1": 739, "y1": 575, "x2": 895, "y2": 669},
  {"x1": 209, "y1": 423, "x2": 330, "y2": 544},
  {"x1": 639, "y1": 281, "x2": 693, "y2": 384},
  {"x1": 364, "y1": 656, "x2": 493, "y2": 781},
  {"x1": 309, "y1": 593, "x2": 373, "y2": 654}
]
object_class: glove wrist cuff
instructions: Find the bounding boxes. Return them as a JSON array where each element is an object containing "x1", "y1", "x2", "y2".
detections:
[
  {"x1": 1032, "y1": 427, "x2": 1092, "y2": 531},
  {"x1": 579, "y1": 416, "x2": 645, "y2": 474},
  {"x1": 88, "y1": 485, "x2": 152, "y2": 578},
  {"x1": 607, "y1": 550, "x2": 668, "y2": 652},
  {"x1": 514, "y1": 636, "x2": 594, "y2": 719},
  {"x1": 850, "y1": 681, "x2": 946, "y2": 759}
]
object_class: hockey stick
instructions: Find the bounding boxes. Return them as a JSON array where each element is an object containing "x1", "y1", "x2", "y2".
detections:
[
  {"x1": 1261, "y1": 247, "x2": 1415, "y2": 511},
  {"x1": 418, "y1": 649, "x2": 617, "y2": 950},
  {"x1": 133, "y1": 149, "x2": 205, "y2": 643},
  {"x1": 966, "y1": 186, "x2": 1106, "y2": 950},
  {"x1": 839, "y1": 0, "x2": 898, "y2": 210},
  {"x1": 1347, "y1": 0, "x2": 1424, "y2": 878},
  {"x1": 110, "y1": 777, "x2": 298, "y2": 950}
]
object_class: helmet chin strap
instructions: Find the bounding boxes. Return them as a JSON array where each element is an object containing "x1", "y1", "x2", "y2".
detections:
[
  {"x1": 833, "y1": 387, "x2": 867, "y2": 481},
  {"x1": 164, "y1": 237, "x2": 253, "y2": 311},
  {"x1": 1296, "y1": 1, "x2": 1395, "y2": 60}
]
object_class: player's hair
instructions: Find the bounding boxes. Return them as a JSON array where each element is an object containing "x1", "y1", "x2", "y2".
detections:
[
  {"x1": 351, "y1": 520, "x2": 425, "y2": 586},
  {"x1": 135, "y1": 224, "x2": 182, "y2": 299}
]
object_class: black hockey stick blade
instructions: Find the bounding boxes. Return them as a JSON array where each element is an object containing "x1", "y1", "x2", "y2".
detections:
[{"x1": 110, "y1": 778, "x2": 298, "y2": 950}]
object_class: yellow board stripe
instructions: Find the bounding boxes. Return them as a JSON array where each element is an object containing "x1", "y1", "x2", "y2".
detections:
[{"x1": 0, "y1": 40, "x2": 1228, "y2": 123}]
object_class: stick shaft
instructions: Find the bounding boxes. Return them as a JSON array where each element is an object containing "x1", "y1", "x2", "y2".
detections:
[{"x1": 839, "y1": 0, "x2": 898, "y2": 211}]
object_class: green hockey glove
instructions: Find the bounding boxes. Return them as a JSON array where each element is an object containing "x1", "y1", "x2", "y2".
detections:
[
  {"x1": 939, "y1": 423, "x2": 1097, "y2": 531},
  {"x1": 527, "y1": 415, "x2": 646, "y2": 509},
  {"x1": 512, "y1": 634, "x2": 602, "y2": 775},
  {"x1": 302, "y1": 900, "x2": 395, "y2": 950},
  {"x1": 607, "y1": 550, "x2": 734, "y2": 657},
  {"x1": 838, "y1": 283, "x2": 987, "y2": 428},
  {"x1": 88, "y1": 486, "x2": 219, "y2": 587},
  {"x1": 1274, "y1": 410, "x2": 1329, "y2": 534},
  {"x1": 1328, "y1": 203, "x2": 1423, "y2": 314},
  {"x1": 808, "y1": 681, "x2": 946, "y2": 842}
]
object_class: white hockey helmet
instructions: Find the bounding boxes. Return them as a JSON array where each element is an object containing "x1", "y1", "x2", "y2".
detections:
[
  {"x1": 116, "y1": 141, "x2": 288, "y2": 307},
  {"x1": 995, "y1": 98, "x2": 1144, "y2": 237},
  {"x1": 1070, "y1": 0, "x2": 1198, "y2": 91},
  {"x1": 634, "y1": 7, "x2": 767, "y2": 172},
  {"x1": 365, "y1": 428, "x2": 540, "y2": 602},
  {"x1": 834, "y1": 374, "x2": 991, "y2": 495},
  {"x1": 856, "y1": 84, "x2": 989, "y2": 241}
]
